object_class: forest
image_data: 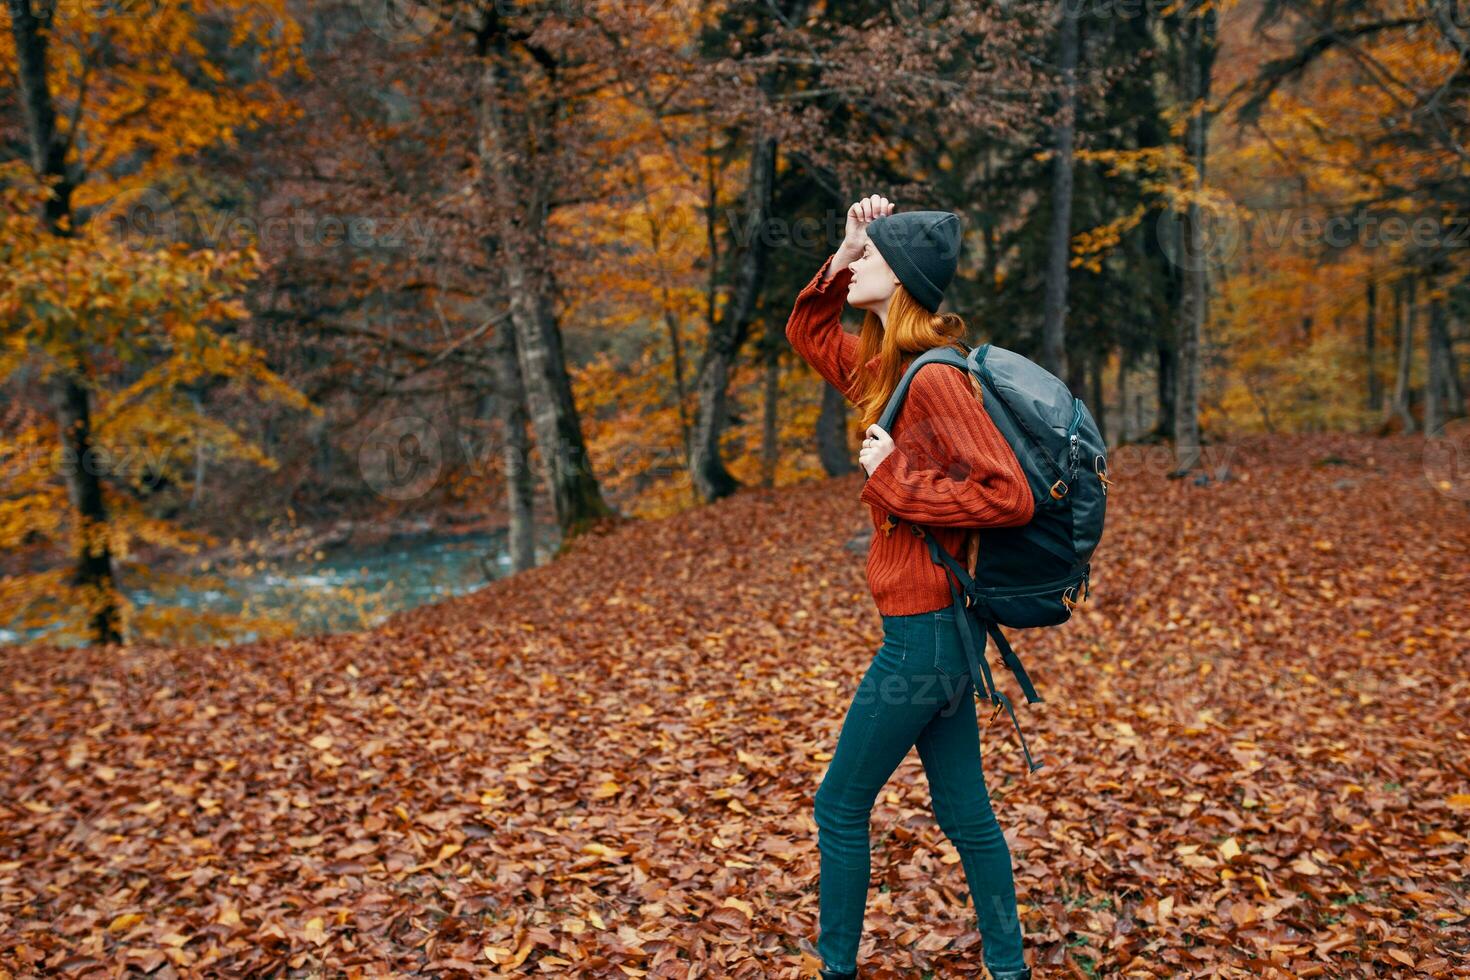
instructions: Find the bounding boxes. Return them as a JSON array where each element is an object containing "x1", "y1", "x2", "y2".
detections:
[{"x1": 1, "y1": 0, "x2": 1463, "y2": 648}]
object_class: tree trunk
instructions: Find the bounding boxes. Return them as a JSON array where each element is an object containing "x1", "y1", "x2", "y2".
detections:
[
  {"x1": 1365, "y1": 275, "x2": 1381, "y2": 414},
  {"x1": 48, "y1": 363, "x2": 123, "y2": 644},
  {"x1": 630, "y1": 158, "x2": 693, "y2": 466},
  {"x1": 760, "y1": 327, "x2": 780, "y2": 488},
  {"x1": 1426, "y1": 292, "x2": 1464, "y2": 434},
  {"x1": 1173, "y1": 216, "x2": 1203, "y2": 468},
  {"x1": 1065, "y1": 343, "x2": 1087, "y2": 400},
  {"x1": 1088, "y1": 347, "x2": 1106, "y2": 447},
  {"x1": 689, "y1": 133, "x2": 775, "y2": 503},
  {"x1": 476, "y1": 45, "x2": 613, "y2": 548},
  {"x1": 490, "y1": 319, "x2": 537, "y2": 574},
  {"x1": 1131, "y1": 27, "x2": 1175, "y2": 445},
  {"x1": 1391, "y1": 277, "x2": 1417, "y2": 433},
  {"x1": 1446, "y1": 316, "x2": 1467, "y2": 418},
  {"x1": 311, "y1": 415, "x2": 332, "y2": 479},
  {"x1": 1115, "y1": 348, "x2": 1130, "y2": 445},
  {"x1": 817, "y1": 381, "x2": 856, "y2": 476},
  {"x1": 1427, "y1": 294, "x2": 1445, "y2": 436},
  {"x1": 1172, "y1": 7, "x2": 1216, "y2": 474},
  {"x1": 981, "y1": 152, "x2": 1000, "y2": 311},
  {"x1": 190, "y1": 388, "x2": 207, "y2": 510},
  {"x1": 1155, "y1": 335, "x2": 1176, "y2": 439},
  {"x1": 10, "y1": 0, "x2": 122, "y2": 644},
  {"x1": 1041, "y1": 0, "x2": 1079, "y2": 381}
]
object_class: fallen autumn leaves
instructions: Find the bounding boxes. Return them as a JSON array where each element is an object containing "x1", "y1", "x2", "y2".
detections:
[{"x1": 1, "y1": 433, "x2": 1467, "y2": 978}]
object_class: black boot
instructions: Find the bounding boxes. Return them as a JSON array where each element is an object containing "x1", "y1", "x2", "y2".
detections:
[
  {"x1": 819, "y1": 969, "x2": 857, "y2": 980},
  {"x1": 987, "y1": 968, "x2": 1031, "y2": 980}
]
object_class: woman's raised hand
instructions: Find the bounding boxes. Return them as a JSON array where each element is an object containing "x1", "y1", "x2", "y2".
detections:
[{"x1": 840, "y1": 194, "x2": 894, "y2": 259}]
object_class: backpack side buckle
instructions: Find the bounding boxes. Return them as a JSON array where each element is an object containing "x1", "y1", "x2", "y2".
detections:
[{"x1": 1049, "y1": 479, "x2": 1068, "y2": 499}]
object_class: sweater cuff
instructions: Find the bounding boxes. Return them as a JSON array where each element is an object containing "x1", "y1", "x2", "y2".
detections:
[
  {"x1": 808, "y1": 253, "x2": 853, "y2": 295},
  {"x1": 859, "y1": 449, "x2": 907, "y2": 513}
]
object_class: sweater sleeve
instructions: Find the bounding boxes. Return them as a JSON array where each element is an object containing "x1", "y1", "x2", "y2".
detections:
[
  {"x1": 784, "y1": 253, "x2": 860, "y2": 403},
  {"x1": 859, "y1": 363, "x2": 1035, "y2": 528}
]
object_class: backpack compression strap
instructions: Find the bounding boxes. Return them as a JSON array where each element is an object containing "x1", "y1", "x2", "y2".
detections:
[{"x1": 922, "y1": 528, "x2": 1045, "y2": 773}]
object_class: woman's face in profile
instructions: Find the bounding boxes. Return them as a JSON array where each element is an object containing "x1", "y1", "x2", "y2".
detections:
[{"x1": 845, "y1": 238, "x2": 898, "y2": 313}]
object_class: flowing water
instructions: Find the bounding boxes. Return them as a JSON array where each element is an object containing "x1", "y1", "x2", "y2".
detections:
[{"x1": 0, "y1": 525, "x2": 561, "y2": 649}]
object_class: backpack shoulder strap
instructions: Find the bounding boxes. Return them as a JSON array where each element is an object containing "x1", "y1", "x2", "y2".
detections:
[{"x1": 873, "y1": 343, "x2": 972, "y2": 436}]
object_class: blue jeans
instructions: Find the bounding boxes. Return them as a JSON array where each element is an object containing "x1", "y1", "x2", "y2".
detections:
[{"x1": 813, "y1": 606, "x2": 1027, "y2": 975}]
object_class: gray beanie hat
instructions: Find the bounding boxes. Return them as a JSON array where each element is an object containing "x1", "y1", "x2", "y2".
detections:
[{"x1": 866, "y1": 210, "x2": 962, "y2": 313}]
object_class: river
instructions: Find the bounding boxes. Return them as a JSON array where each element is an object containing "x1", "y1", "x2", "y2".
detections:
[{"x1": 0, "y1": 525, "x2": 562, "y2": 649}]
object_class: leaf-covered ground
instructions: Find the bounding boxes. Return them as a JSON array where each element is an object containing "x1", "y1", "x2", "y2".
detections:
[{"x1": 2, "y1": 433, "x2": 1467, "y2": 978}]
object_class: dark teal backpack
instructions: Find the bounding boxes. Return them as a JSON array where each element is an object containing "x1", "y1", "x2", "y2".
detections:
[{"x1": 867, "y1": 341, "x2": 1110, "y2": 773}]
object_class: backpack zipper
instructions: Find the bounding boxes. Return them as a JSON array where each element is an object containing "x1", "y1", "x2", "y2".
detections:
[{"x1": 1066, "y1": 399, "x2": 1082, "y2": 479}]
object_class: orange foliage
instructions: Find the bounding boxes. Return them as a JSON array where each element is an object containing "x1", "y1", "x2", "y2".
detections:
[{"x1": 0, "y1": 0, "x2": 311, "y2": 644}]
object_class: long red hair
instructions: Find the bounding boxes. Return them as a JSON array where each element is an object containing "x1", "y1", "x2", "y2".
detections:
[{"x1": 846, "y1": 283, "x2": 971, "y2": 434}]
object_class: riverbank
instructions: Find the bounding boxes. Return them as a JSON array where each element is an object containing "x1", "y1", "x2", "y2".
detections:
[{"x1": 0, "y1": 503, "x2": 566, "y2": 648}]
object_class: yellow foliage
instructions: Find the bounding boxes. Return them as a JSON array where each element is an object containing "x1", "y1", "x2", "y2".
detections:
[
  {"x1": 0, "y1": 0, "x2": 311, "y2": 647},
  {"x1": 1197, "y1": 10, "x2": 1467, "y2": 434}
]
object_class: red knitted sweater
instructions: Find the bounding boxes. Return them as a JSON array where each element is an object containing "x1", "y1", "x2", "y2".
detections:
[{"x1": 785, "y1": 253, "x2": 1036, "y2": 616}]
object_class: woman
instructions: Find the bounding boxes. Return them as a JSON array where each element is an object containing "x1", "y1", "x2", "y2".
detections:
[{"x1": 785, "y1": 195, "x2": 1035, "y2": 980}]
